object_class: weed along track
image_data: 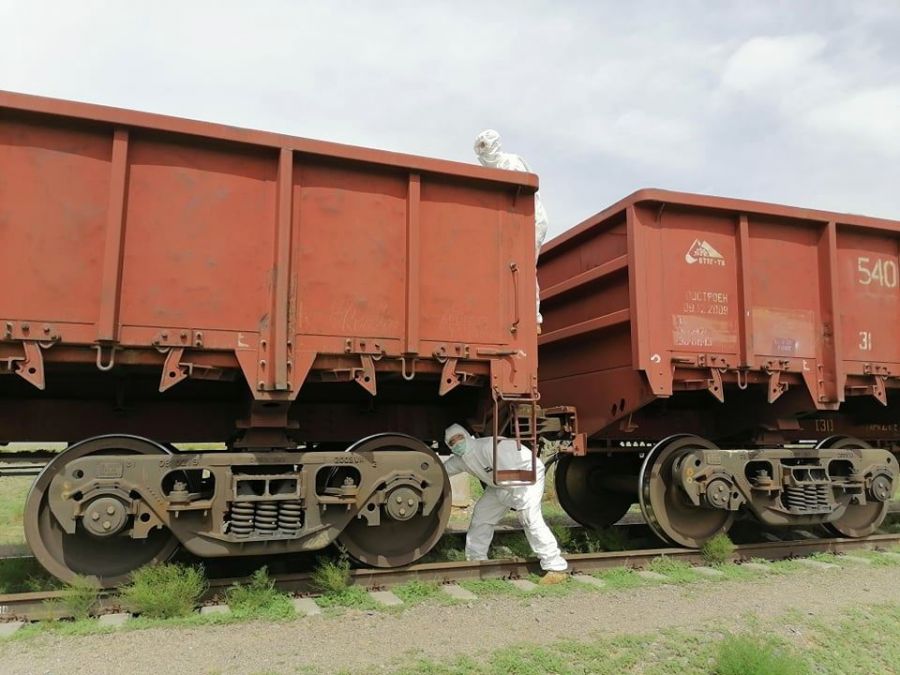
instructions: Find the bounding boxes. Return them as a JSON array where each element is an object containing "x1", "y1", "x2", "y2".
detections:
[{"x1": 0, "y1": 533, "x2": 897, "y2": 632}]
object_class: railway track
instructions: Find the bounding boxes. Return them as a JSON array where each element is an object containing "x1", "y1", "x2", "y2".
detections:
[
  {"x1": 2, "y1": 533, "x2": 898, "y2": 625},
  {"x1": 2, "y1": 500, "x2": 892, "y2": 562}
]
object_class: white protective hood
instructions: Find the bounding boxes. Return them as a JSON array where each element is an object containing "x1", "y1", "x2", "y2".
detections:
[
  {"x1": 444, "y1": 423, "x2": 473, "y2": 447},
  {"x1": 473, "y1": 129, "x2": 549, "y2": 324}
]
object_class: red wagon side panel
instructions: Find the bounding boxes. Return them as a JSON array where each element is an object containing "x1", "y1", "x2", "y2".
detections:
[
  {"x1": 0, "y1": 118, "x2": 111, "y2": 325},
  {"x1": 120, "y1": 138, "x2": 278, "y2": 333},
  {"x1": 539, "y1": 189, "x2": 900, "y2": 440},
  {"x1": 837, "y1": 230, "x2": 900, "y2": 368},
  {"x1": 0, "y1": 90, "x2": 538, "y2": 443}
]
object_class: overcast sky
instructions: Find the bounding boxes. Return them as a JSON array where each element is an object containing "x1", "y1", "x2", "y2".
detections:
[{"x1": 2, "y1": 1, "x2": 898, "y2": 238}]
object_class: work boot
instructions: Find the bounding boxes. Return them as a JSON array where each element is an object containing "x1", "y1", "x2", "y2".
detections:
[{"x1": 538, "y1": 571, "x2": 568, "y2": 586}]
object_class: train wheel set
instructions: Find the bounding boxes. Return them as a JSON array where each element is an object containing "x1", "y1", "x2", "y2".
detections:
[
  {"x1": 557, "y1": 435, "x2": 896, "y2": 550},
  {"x1": 21, "y1": 428, "x2": 897, "y2": 586},
  {"x1": 23, "y1": 434, "x2": 452, "y2": 586}
]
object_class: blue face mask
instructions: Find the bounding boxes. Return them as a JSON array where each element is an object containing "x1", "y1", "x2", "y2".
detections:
[{"x1": 449, "y1": 437, "x2": 468, "y2": 457}]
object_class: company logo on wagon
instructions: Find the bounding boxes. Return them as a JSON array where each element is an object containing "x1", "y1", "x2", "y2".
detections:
[{"x1": 684, "y1": 239, "x2": 726, "y2": 266}]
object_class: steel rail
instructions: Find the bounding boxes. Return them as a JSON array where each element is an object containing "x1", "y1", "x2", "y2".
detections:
[
  {"x1": 2, "y1": 503, "x2": 897, "y2": 561},
  {"x1": 2, "y1": 533, "x2": 897, "y2": 623},
  {"x1": 0, "y1": 464, "x2": 47, "y2": 478}
]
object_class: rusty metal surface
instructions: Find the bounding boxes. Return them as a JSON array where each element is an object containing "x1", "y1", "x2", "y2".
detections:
[
  {"x1": 24, "y1": 436, "x2": 181, "y2": 587},
  {"x1": 2, "y1": 533, "x2": 897, "y2": 622},
  {"x1": 24, "y1": 434, "x2": 451, "y2": 586},
  {"x1": 538, "y1": 189, "x2": 900, "y2": 443},
  {"x1": 0, "y1": 90, "x2": 538, "y2": 189},
  {"x1": 0, "y1": 89, "x2": 539, "y2": 447},
  {"x1": 0, "y1": 90, "x2": 546, "y2": 582}
]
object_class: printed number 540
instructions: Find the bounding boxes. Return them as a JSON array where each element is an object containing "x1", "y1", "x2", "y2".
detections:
[{"x1": 857, "y1": 257, "x2": 898, "y2": 287}]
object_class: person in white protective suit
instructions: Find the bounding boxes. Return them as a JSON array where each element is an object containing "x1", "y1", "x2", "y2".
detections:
[
  {"x1": 473, "y1": 129, "x2": 549, "y2": 330},
  {"x1": 443, "y1": 423, "x2": 568, "y2": 583}
]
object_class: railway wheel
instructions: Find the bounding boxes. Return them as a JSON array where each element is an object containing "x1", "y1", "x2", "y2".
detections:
[
  {"x1": 24, "y1": 435, "x2": 180, "y2": 587},
  {"x1": 555, "y1": 453, "x2": 634, "y2": 529},
  {"x1": 817, "y1": 436, "x2": 890, "y2": 538},
  {"x1": 338, "y1": 434, "x2": 451, "y2": 567},
  {"x1": 638, "y1": 435, "x2": 735, "y2": 548}
]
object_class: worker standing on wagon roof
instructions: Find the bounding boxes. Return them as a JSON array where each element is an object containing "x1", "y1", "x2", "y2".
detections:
[
  {"x1": 443, "y1": 423, "x2": 568, "y2": 584},
  {"x1": 473, "y1": 129, "x2": 549, "y2": 332}
]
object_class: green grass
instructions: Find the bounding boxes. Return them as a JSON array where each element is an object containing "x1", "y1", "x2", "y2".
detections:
[
  {"x1": 715, "y1": 634, "x2": 809, "y2": 675},
  {"x1": 313, "y1": 585, "x2": 378, "y2": 610},
  {"x1": 549, "y1": 523, "x2": 573, "y2": 550},
  {"x1": 763, "y1": 558, "x2": 807, "y2": 574},
  {"x1": 880, "y1": 512, "x2": 900, "y2": 534},
  {"x1": 799, "y1": 602, "x2": 900, "y2": 673},
  {"x1": 468, "y1": 475, "x2": 484, "y2": 501},
  {"x1": 844, "y1": 549, "x2": 900, "y2": 567},
  {"x1": 595, "y1": 567, "x2": 644, "y2": 589},
  {"x1": 712, "y1": 562, "x2": 758, "y2": 581},
  {"x1": 10, "y1": 603, "x2": 900, "y2": 675},
  {"x1": 393, "y1": 602, "x2": 900, "y2": 675},
  {"x1": 10, "y1": 607, "x2": 260, "y2": 641},
  {"x1": 538, "y1": 500, "x2": 571, "y2": 525},
  {"x1": 701, "y1": 533, "x2": 735, "y2": 565},
  {"x1": 486, "y1": 525, "x2": 629, "y2": 560},
  {"x1": 3, "y1": 555, "x2": 896, "y2": 658},
  {"x1": 12, "y1": 617, "x2": 118, "y2": 640},
  {"x1": 422, "y1": 535, "x2": 466, "y2": 562},
  {"x1": 392, "y1": 581, "x2": 449, "y2": 606},
  {"x1": 309, "y1": 555, "x2": 351, "y2": 595},
  {"x1": 0, "y1": 557, "x2": 59, "y2": 594},
  {"x1": 119, "y1": 563, "x2": 207, "y2": 619},
  {"x1": 568, "y1": 526, "x2": 629, "y2": 552},
  {"x1": 308, "y1": 553, "x2": 381, "y2": 610},
  {"x1": 52, "y1": 575, "x2": 100, "y2": 620},
  {"x1": 224, "y1": 567, "x2": 294, "y2": 620},
  {"x1": 0, "y1": 475, "x2": 33, "y2": 547},
  {"x1": 459, "y1": 579, "x2": 519, "y2": 597},
  {"x1": 522, "y1": 573, "x2": 577, "y2": 598},
  {"x1": 392, "y1": 629, "x2": 779, "y2": 675},
  {"x1": 647, "y1": 556, "x2": 698, "y2": 583},
  {"x1": 489, "y1": 532, "x2": 532, "y2": 559}
]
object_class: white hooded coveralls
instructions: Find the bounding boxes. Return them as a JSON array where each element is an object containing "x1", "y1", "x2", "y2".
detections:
[
  {"x1": 443, "y1": 424, "x2": 567, "y2": 571},
  {"x1": 473, "y1": 129, "x2": 549, "y2": 326}
]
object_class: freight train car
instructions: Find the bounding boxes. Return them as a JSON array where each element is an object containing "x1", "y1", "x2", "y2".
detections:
[
  {"x1": 538, "y1": 189, "x2": 899, "y2": 547},
  {"x1": 0, "y1": 91, "x2": 547, "y2": 585}
]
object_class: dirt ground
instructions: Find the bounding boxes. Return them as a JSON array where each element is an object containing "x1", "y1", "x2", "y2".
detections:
[{"x1": 2, "y1": 564, "x2": 899, "y2": 674}]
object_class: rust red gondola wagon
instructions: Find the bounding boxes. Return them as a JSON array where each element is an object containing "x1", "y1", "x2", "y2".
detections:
[
  {"x1": 538, "y1": 189, "x2": 899, "y2": 546},
  {"x1": 0, "y1": 91, "x2": 546, "y2": 584}
]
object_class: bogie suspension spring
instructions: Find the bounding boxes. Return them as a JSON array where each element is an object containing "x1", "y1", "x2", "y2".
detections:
[{"x1": 228, "y1": 500, "x2": 304, "y2": 538}]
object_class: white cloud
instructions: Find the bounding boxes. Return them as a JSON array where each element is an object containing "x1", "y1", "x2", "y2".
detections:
[
  {"x1": 565, "y1": 109, "x2": 701, "y2": 170},
  {"x1": 806, "y1": 85, "x2": 900, "y2": 157},
  {"x1": 1, "y1": 1, "x2": 898, "y2": 235},
  {"x1": 717, "y1": 30, "x2": 900, "y2": 167},
  {"x1": 721, "y1": 34, "x2": 830, "y2": 94}
]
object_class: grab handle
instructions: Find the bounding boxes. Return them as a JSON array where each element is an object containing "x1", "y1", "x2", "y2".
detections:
[{"x1": 509, "y1": 262, "x2": 520, "y2": 335}]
